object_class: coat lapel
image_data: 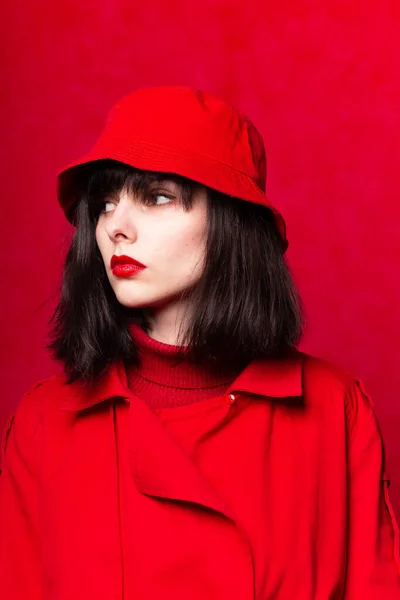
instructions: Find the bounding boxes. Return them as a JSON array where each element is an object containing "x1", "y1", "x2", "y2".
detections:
[
  {"x1": 128, "y1": 394, "x2": 236, "y2": 522},
  {"x1": 59, "y1": 354, "x2": 304, "y2": 522}
]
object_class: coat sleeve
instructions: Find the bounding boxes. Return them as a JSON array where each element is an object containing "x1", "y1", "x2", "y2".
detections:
[
  {"x1": 344, "y1": 378, "x2": 400, "y2": 598},
  {"x1": 0, "y1": 384, "x2": 45, "y2": 600}
]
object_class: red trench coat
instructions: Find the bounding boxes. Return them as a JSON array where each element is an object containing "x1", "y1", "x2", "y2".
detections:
[{"x1": 1, "y1": 352, "x2": 400, "y2": 599}]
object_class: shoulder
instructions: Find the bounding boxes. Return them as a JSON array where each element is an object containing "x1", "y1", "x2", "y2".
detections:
[
  {"x1": 1, "y1": 375, "x2": 67, "y2": 474},
  {"x1": 3, "y1": 375, "x2": 68, "y2": 448},
  {"x1": 17, "y1": 374, "x2": 68, "y2": 416},
  {"x1": 301, "y1": 352, "x2": 356, "y2": 392},
  {"x1": 299, "y1": 351, "x2": 372, "y2": 425}
]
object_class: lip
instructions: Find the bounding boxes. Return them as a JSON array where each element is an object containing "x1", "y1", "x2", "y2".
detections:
[
  {"x1": 110, "y1": 255, "x2": 146, "y2": 278},
  {"x1": 110, "y1": 255, "x2": 146, "y2": 269}
]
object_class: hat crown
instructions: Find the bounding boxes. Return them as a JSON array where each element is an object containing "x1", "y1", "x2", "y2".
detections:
[
  {"x1": 100, "y1": 86, "x2": 267, "y2": 190},
  {"x1": 57, "y1": 85, "x2": 287, "y2": 250}
]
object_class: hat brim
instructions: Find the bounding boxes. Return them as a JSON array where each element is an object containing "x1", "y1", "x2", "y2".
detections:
[{"x1": 57, "y1": 137, "x2": 288, "y2": 251}]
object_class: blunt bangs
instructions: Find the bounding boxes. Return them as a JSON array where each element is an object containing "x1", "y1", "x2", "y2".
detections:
[{"x1": 75, "y1": 159, "x2": 195, "y2": 224}]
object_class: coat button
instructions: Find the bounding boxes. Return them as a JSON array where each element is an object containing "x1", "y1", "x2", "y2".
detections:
[{"x1": 226, "y1": 393, "x2": 237, "y2": 404}]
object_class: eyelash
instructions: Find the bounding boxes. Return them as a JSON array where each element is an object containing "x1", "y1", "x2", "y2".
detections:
[
  {"x1": 142, "y1": 193, "x2": 176, "y2": 207},
  {"x1": 99, "y1": 192, "x2": 176, "y2": 214}
]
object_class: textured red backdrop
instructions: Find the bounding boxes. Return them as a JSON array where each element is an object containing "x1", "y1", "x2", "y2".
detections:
[{"x1": 1, "y1": 1, "x2": 399, "y2": 515}]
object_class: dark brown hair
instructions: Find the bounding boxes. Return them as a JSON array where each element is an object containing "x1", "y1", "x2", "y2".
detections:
[{"x1": 48, "y1": 160, "x2": 304, "y2": 383}]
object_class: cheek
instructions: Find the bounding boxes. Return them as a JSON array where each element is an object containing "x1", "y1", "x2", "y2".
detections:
[
  {"x1": 158, "y1": 221, "x2": 203, "y2": 251},
  {"x1": 94, "y1": 227, "x2": 113, "y2": 275},
  {"x1": 95, "y1": 224, "x2": 107, "y2": 257},
  {"x1": 163, "y1": 227, "x2": 206, "y2": 274},
  {"x1": 95, "y1": 223, "x2": 100, "y2": 244}
]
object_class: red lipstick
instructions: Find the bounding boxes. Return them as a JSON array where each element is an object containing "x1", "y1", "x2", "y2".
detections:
[{"x1": 110, "y1": 255, "x2": 146, "y2": 278}]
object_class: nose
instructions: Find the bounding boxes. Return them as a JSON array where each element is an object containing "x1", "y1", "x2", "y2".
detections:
[{"x1": 104, "y1": 203, "x2": 137, "y2": 243}]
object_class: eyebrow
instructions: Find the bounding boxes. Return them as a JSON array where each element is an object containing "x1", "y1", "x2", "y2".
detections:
[{"x1": 148, "y1": 179, "x2": 183, "y2": 190}]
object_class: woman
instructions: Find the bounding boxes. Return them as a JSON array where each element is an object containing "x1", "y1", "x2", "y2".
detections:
[{"x1": 1, "y1": 85, "x2": 399, "y2": 599}]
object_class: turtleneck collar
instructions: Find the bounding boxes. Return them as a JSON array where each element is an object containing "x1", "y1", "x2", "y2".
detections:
[{"x1": 126, "y1": 323, "x2": 241, "y2": 409}]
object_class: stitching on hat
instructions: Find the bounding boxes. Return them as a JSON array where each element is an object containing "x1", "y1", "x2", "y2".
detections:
[{"x1": 104, "y1": 137, "x2": 262, "y2": 185}]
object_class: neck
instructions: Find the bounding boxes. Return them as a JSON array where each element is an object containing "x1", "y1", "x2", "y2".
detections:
[{"x1": 142, "y1": 300, "x2": 192, "y2": 345}]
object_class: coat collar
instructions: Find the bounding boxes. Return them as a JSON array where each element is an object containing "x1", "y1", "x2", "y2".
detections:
[
  {"x1": 59, "y1": 362, "x2": 132, "y2": 411},
  {"x1": 227, "y1": 354, "x2": 304, "y2": 398},
  {"x1": 60, "y1": 352, "x2": 304, "y2": 412}
]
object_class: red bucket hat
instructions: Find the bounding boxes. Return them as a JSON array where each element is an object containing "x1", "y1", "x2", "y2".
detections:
[{"x1": 57, "y1": 85, "x2": 288, "y2": 250}]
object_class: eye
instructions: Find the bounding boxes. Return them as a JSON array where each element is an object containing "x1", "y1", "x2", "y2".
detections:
[
  {"x1": 154, "y1": 194, "x2": 173, "y2": 205},
  {"x1": 101, "y1": 200, "x2": 116, "y2": 213},
  {"x1": 144, "y1": 192, "x2": 176, "y2": 207}
]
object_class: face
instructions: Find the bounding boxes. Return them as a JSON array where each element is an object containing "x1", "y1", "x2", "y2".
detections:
[{"x1": 95, "y1": 180, "x2": 208, "y2": 315}]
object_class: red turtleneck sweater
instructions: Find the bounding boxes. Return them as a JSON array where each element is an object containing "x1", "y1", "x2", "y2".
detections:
[{"x1": 127, "y1": 323, "x2": 239, "y2": 410}]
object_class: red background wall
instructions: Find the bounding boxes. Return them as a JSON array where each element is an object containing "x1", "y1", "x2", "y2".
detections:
[{"x1": 1, "y1": 1, "x2": 399, "y2": 514}]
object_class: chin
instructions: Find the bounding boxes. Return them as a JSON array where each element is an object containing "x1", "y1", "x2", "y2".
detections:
[
  {"x1": 115, "y1": 296, "x2": 149, "y2": 309},
  {"x1": 113, "y1": 290, "x2": 160, "y2": 309}
]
